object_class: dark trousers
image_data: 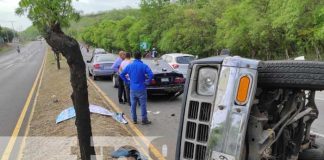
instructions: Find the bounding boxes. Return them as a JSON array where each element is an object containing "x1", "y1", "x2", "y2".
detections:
[
  {"x1": 118, "y1": 77, "x2": 126, "y2": 102},
  {"x1": 124, "y1": 83, "x2": 131, "y2": 106}
]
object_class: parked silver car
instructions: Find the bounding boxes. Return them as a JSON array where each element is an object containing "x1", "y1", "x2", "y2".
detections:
[
  {"x1": 87, "y1": 54, "x2": 117, "y2": 80},
  {"x1": 161, "y1": 53, "x2": 195, "y2": 79}
]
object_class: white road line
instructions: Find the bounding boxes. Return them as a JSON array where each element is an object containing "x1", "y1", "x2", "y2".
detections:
[
  {"x1": 311, "y1": 131, "x2": 324, "y2": 138},
  {"x1": 4, "y1": 64, "x2": 15, "y2": 69}
]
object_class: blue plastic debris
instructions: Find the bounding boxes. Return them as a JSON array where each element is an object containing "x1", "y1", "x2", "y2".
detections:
[{"x1": 111, "y1": 147, "x2": 148, "y2": 160}]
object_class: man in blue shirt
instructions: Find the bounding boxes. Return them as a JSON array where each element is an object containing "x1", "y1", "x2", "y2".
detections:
[
  {"x1": 120, "y1": 51, "x2": 153, "y2": 125},
  {"x1": 112, "y1": 51, "x2": 127, "y2": 104}
]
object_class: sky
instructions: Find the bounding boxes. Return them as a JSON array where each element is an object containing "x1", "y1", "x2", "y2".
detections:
[{"x1": 0, "y1": 0, "x2": 140, "y2": 31}]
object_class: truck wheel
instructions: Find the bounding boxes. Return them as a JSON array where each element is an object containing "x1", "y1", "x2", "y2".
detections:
[
  {"x1": 258, "y1": 61, "x2": 324, "y2": 90},
  {"x1": 298, "y1": 144, "x2": 324, "y2": 160}
]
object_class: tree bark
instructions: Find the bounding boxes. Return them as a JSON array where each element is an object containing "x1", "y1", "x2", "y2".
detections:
[
  {"x1": 315, "y1": 45, "x2": 321, "y2": 61},
  {"x1": 251, "y1": 49, "x2": 256, "y2": 58},
  {"x1": 44, "y1": 24, "x2": 96, "y2": 159},
  {"x1": 54, "y1": 51, "x2": 61, "y2": 70},
  {"x1": 285, "y1": 48, "x2": 289, "y2": 59}
]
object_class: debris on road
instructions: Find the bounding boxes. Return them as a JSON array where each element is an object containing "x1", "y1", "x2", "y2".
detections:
[
  {"x1": 113, "y1": 113, "x2": 128, "y2": 124},
  {"x1": 56, "y1": 107, "x2": 75, "y2": 123},
  {"x1": 56, "y1": 104, "x2": 124, "y2": 124},
  {"x1": 171, "y1": 113, "x2": 175, "y2": 117},
  {"x1": 51, "y1": 95, "x2": 59, "y2": 103},
  {"x1": 89, "y1": 104, "x2": 114, "y2": 116},
  {"x1": 111, "y1": 146, "x2": 148, "y2": 160}
]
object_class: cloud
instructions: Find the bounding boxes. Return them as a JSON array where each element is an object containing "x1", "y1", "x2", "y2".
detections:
[
  {"x1": 0, "y1": 0, "x2": 140, "y2": 31},
  {"x1": 72, "y1": 0, "x2": 140, "y2": 14}
]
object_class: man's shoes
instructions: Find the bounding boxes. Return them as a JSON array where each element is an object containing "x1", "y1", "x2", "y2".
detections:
[
  {"x1": 133, "y1": 120, "x2": 137, "y2": 124},
  {"x1": 119, "y1": 101, "x2": 125, "y2": 104},
  {"x1": 141, "y1": 120, "x2": 151, "y2": 125}
]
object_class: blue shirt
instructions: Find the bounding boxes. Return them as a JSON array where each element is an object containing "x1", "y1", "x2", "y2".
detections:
[
  {"x1": 111, "y1": 57, "x2": 123, "y2": 73},
  {"x1": 120, "y1": 59, "x2": 154, "y2": 91}
]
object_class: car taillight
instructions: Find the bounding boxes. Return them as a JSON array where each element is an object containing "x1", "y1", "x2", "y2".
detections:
[
  {"x1": 174, "y1": 77, "x2": 184, "y2": 83},
  {"x1": 172, "y1": 64, "x2": 179, "y2": 69},
  {"x1": 151, "y1": 79, "x2": 157, "y2": 85},
  {"x1": 94, "y1": 64, "x2": 101, "y2": 69}
]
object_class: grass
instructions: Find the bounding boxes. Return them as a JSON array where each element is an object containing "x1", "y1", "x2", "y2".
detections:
[{"x1": 0, "y1": 44, "x2": 13, "y2": 55}]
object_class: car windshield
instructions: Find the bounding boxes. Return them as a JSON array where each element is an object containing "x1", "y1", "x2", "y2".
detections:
[
  {"x1": 95, "y1": 52, "x2": 106, "y2": 55},
  {"x1": 95, "y1": 55, "x2": 115, "y2": 62},
  {"x1": 176, "y1": 56, "x2": 195, "y2": 64}
]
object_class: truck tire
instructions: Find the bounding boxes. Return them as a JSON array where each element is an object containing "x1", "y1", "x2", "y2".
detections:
[{"x1": 257, "y1": 61, "x2": 324, "y2": 90}]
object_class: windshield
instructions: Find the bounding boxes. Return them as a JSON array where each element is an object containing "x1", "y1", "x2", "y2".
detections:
[
  {"x1": 176, "y1": 56, "x2": 195, "y2": 64},
  {"x1": 95, "y1": 55, "x2": 115, "y2": 62}
]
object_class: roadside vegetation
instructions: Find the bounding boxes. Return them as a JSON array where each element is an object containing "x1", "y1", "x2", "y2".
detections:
[
  {"x1": 0, "y1": 26, "x2": 16, "y2": 45},
  {"x1": 66, "y1": 0, "x2": 323, "y2": 60},
  {"x1": 19, "y1": 26, "x2": 40, "y2": 41}
]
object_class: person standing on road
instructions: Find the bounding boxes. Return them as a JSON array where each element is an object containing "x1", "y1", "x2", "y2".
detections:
[
  {"x1": 112, "y1": 51, "x2": 127, "y2": 104},
  {"x1": 119, "y1": 52, "x2": 132, "y2": 106},
  {"x1": 151, "y1": 48, "x2": 158, "y2": 58},
  {"x1": 120, "y1": 51, "x2": 153, "y2": 125},
  {"x1": 17, "y1": 45, "x2": 20, "y2": 54}
]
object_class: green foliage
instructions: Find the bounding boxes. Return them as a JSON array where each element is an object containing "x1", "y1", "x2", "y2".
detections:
[
  {"x1": 0, "y1": 26, "x2": 16, "y2": 43},
  {"x1": 16, "y1": 0, "x2": 80, "y2": 33},
  {"x1": 73, "y1": 0, "x2": 323, "y2": 59},
  {"x1": 20, "y1": 25, "x2": 40, "y2": 41}
]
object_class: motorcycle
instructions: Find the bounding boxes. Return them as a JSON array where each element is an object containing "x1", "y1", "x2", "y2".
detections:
[{"x1": 176, "y1": 56, "x2": 324, "y2": 160}]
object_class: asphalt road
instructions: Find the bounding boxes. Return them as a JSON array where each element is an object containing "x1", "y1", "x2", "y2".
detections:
[
  {"x1": 0, "y1": 41, "x2": 46, "y2": 157},
  {"x1": 82, "y1": 50, "x2": 324, "y2": 159}
]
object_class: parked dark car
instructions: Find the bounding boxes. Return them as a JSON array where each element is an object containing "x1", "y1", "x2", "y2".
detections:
[
  {"x1": 87, "y1": 54, "x2": 117, "y2": 80},
  {"x1": 113, "y1": 59, "x2": 185, "y2": 97}
]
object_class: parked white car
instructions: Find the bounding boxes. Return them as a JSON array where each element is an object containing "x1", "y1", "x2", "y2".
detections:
[
  {"x1": 161, "y1": 53, "x2": 195, "y2": 78},
  {"x1": 92, "y1": 48, "x2": 106, "y2": 56}
]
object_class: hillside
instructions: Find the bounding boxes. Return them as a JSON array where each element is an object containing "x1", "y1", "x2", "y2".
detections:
[
  {"x1": 65, "y1": 8, "x2": 140, "y2": 39},
  {"x1": 20, "y1": 8, "x2": 141, "y2": 41}
]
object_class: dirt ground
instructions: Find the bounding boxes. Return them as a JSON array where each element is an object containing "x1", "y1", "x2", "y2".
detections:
[{"x1": 20, "y1": 50, "x2": 136, "y2": 160}]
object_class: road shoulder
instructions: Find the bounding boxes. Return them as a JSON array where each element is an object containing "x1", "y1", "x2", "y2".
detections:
[{"x1": 19, "y1": 49, "x2": 133, "y2": 159}]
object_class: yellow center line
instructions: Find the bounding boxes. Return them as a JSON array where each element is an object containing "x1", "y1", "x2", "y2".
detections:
[
  {"x1": 16, "y1": 48, "x2": 48, "y2": 160},
  {"x1": 1, "y1": 48, "x2": 46, "y2": 160},
  {"x1": 87, "y1": 78, "x2": 166, "y2": 160}
]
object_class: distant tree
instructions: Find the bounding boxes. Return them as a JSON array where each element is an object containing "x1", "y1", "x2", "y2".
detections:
[{"x1": 16, "y1": 0, "x2": 95, "y2": 159}]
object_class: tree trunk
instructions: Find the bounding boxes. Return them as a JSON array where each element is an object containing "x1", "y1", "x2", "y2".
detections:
[
  {"x1": 251, "y1": 49, "x2": 256, "y2": 59},
  {"x1": 285, "y1": 48, "x2": 289, "y2": 59},
  {"x1": 44, "y1": 24, "x2": 96, "y2": 159},
  {"x1": 315, "y1": 45, "x2": 321, "y2": 61},
  {"x1": 266, "y1": 49, "x2": 270, "y2": 60},
  {"x1": 54, "y1": 52, "x2": 61, "y2": 70}
]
